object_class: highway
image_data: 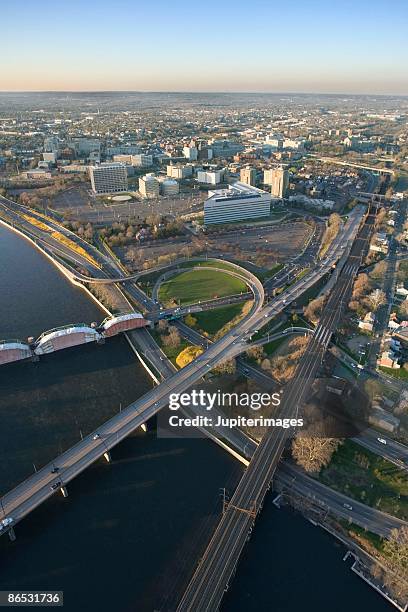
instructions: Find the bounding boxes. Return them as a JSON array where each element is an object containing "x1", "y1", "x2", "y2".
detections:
[
  {"x1": 0, "y1": 207, "x2": 364, "y2": 536},
  {"x1": 276, "y1": 463, "x2": 406, "y2": 538},
  {"x1": 176, "y1": 205, "x2": 376, "y2": 611},
  {"x1": 353, "y1": 429, "x2": 408, "y2": 471}
]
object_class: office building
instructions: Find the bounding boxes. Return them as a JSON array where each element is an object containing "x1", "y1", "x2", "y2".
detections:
[
  {"x1": 183, "y1": 146, "x2": 198, "y2": 161},
  {"x1": 89, "y1": 163, "x2": 128, "y2": 194},
  {"x1": 197, "y1": 169, "x2": 224, "y2": 185},
  {"x1": 268, "y1": 166, "x2": 289, "y2": 198},
  {"x1": 139, "y1": 173, "x2": 159, "y2": 199},
  {"x1": 167, "y1": 164, "x2": 193, "y2": 179},
  {"x1": 210, "y1": 139, "x2": 244, "y2": 158},
  {"x1": 240, "y1": 166, "x2": 257, "y2": 186},
  {"x1": 132, "y1": 154, "x2": 153, "y2": 168},
  {"x1": 204, "y1": 182, "x2": 271, "y2": 225}
]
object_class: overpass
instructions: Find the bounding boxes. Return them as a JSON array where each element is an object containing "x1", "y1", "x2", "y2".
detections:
[
  {"x1": 176, "y1": 205, "x2": 376, "y2": 611},
  {"x1": 307, "y1": 154, "x2": 394, "y2": 175},
  {"x1": 0, "y1": 208, "x2": 365, "y2": 540}
]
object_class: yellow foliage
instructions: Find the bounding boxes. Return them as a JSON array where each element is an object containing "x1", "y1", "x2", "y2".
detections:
[
  {"x1": 22, "y1": 214, "x2": 51, "y2": 233},
  {"x1": 176, "y1": 345, "x2": 203, "y2": 368},
  {"x1": 22, "y1": 214, "x2": 99, "y2": 267},
  {"x1": 50, "y1": 231, "x2": 99, "y2": 267}
]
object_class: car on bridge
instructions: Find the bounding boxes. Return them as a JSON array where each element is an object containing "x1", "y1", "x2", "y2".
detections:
[{"x1": 0, "y1": 517, "x2": 13, "y2": 531}]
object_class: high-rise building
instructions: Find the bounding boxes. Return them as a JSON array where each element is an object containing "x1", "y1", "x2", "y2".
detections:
[
  {"x1": 268, "y1": 167, "x2": 289, "y2": 198},
  {"x1": 240, "y1": 167, "x2": 257, "y2": 186},
  {"x1": 183, "y1": 146, "x2": 198, "y2": 161},
  {"x1": 139, "y1": 173, "x2": 160, "y2": 199},
  {"x1": 204, "y1": 182, "x2": 271, "y2": 225},
  {"x1": 89, "y1": 163, "x2": 128, "y2": 194}
]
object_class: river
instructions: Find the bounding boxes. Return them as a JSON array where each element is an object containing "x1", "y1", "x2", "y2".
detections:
[{"x1": 0, "y1": 225, "x2": 393, "y2": 611}]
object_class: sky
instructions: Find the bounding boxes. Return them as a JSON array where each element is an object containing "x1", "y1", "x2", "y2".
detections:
[{"x1": 1, "y1": 0, "x2": 407, "y2": 94}]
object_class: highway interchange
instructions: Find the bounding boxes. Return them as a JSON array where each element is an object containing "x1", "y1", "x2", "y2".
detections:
[{"x1": 0, "y1": 193, "x2": 407, "y2": 612}]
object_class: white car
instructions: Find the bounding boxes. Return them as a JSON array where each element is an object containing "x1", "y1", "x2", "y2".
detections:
[
  {"x1": 377, "y1": 438, "x2": 387, "y2": 445},
  {"x1": 343, "y1": 503, "x2": 353, "y2": 511},
  {"x1": 0, "y1": 517, "x2": 14, "y2": 530},
  {"x1": 93, "y1": 434, "x2": 100, "y2": 440}
]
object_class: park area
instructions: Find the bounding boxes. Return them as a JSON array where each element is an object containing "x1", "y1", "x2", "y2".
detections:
[{"x1": 158, "y1": 268, "x2": 248, "y2": 306}]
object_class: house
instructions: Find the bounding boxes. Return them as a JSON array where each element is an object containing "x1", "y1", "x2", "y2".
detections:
[
  {"x1": 358, "y1": 311, "x2": 375, "y2": 332},
  {"x1": 394, "y1": 327, "x2": 408, "y2": 345},
  {"x1": 377, "y1": 350, "x2": 400, "y2": 369},
  {"x1": 388, "y1": 318, "x2": 401, "y2": 331},
  {"x1": 396, "y1": 285, "x2": 408, "y2": 297}
]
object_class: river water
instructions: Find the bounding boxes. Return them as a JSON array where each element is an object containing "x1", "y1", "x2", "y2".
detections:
[{"x1": 0, "y1": 225, "x2": 392, "y2": 611}]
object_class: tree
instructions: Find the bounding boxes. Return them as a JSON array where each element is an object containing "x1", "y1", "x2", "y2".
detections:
[
  {"x1": 157, "y1": 319, "x2": 168, "y2": 333},
  {"x1": 369, "y1": 260, "x2": 387, "y2": 282},
  {"x1": 399, "y1": 300, "x2": 408, "y2": 317},
  {"x1": 184, "y1": 314, "x2": 197, "y2": 327},
  {"x1": 383, "y1": 527, "x2": 408, "y2": 577},
  {"x1": 162, "y1": 325, "x2": 181, "y2": 348},
  {"x1": 303, "y1": 295, "x2": 325, "y2": 323},
  {"x1": 176, "y1": 345, "x2": 203, "y2": 368},
  {"x1": 213, "y1": 358, "x2": 236, "y2": 375},
  {"x1": 292, "y1": 435, "x2": 342, "y2": 473},
  {"x1": 245, "y1": 346, "x2": 265, "y2": 361},
  {"x1": 367, "y1": 288, "x2": 386, "y2": 312}
]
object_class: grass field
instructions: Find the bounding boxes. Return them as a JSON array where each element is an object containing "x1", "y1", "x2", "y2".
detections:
[
  {"x1": 379, "y1": 366, "x2": 408, "y2": 381},
  {"x1": 159, "y1": 269, "x2": 247, "y2": 306},
  {"x1": 191, "y1": 303, "x2": 245, "y2": 335},
  {"x1": 320, "y1": 440, "x2": 408, "y2": 520}
]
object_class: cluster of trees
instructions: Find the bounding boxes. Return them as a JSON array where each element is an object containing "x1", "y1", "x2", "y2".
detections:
[
  {"x1": 213, "y1": 358, "x2": 236, "y2": 376},
  {"x1": 261, "y1": 336, "x2": 309, "y2": 383},
  {"x1": 62, "y1": 219, "x2": 94, "y2": 242},
  {"x1": 100, "y1": 214, "x2": 184, "y2": 248},
  {"x1": 348, "y1": 272, "x2": 386, "y2": 317},
  {"x1": 157, "y1": 320, "x2": 181, "y2": 349},
  {"x1": 369, "y1": 527, "x2": 408, "y2": 603},
  {"x1": 319, "y1": 213, "x2": 342, "y2": 258},
  {"x1": 291, "y1": 435, "x2": 342, "y2": 473},
  {"x1": 303, "y1": 295, "x2": 326, "y2": 324}
]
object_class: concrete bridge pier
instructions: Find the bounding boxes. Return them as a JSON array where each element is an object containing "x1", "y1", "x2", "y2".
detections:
[
  {"x1": 60, "y1": 486, "x2": 68, "y2": 498},
  {"x1": 8, "y1": 527, "x2": 16, "y2": 542},
  {"x1": 103, "y1": 451, "x2": 112, "y2": 463}
]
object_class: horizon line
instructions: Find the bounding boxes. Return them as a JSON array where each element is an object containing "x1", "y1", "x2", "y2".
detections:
[{"x1": 0, "y1": 89, "x2": 407, "y2": 97}]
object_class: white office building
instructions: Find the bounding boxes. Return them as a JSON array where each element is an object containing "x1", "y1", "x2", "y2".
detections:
[
  {"x1": 204, "y1": 182, "x2": 271, "y2": 225},
  {"x1": 197, "y1": 169, "x2": 224, "y2": 185},
  {"x1": 167, "y1": 164, "x2": 193, "y2": 179},
  {"x1": 183, "y1": 146, "x2": 198, "y2": 161},
  {"x1": 139, "y1": 173, "x2": 160, "y2": 198},
  {"x1": 89, "y1": 163, "x2": 128, "y2": 194}
]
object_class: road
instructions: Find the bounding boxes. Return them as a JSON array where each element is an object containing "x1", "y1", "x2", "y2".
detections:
[
  {"x1": 276, "y1": 463, "x2": 405, "y2": 538},
  {"x1": 0, "y1": 207, "x2": 364, "y2": 536},
  {"x1": 176, "y1": 205, "x2": 375, "y2": 611}
]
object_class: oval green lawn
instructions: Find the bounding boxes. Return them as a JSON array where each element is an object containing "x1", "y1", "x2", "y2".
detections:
[{"x1": 159, "y1": 269, "x2": 247, "y2": 306}]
